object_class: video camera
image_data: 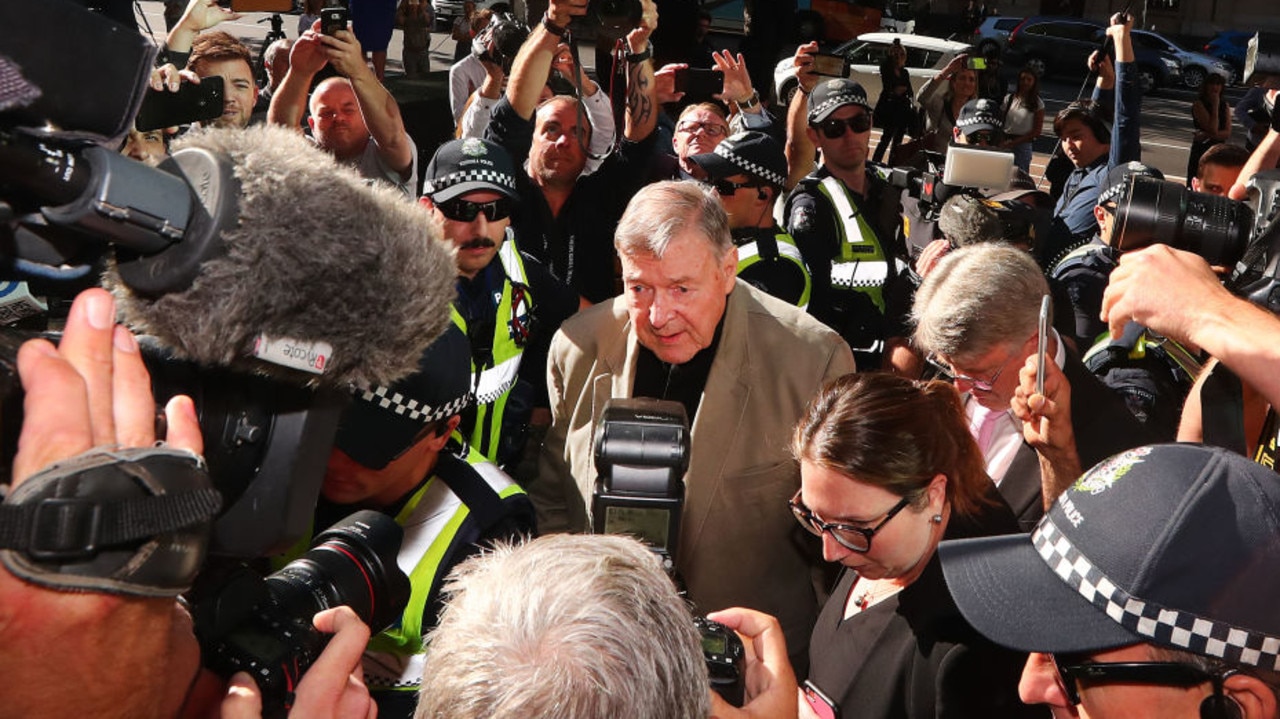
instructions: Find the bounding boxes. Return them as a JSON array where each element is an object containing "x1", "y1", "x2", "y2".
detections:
[
  {"x1": 1111, "y1": 171, "x2": 1280, "y2": 311},
  {"x1": 473, "y1": 12, "x2": 530, "y2": 73},
  {"x1": 589, "y1": 397, "x2": 746, "y2": 707}
]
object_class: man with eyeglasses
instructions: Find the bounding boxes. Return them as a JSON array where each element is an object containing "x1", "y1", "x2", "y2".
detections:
[
  {"x1": 687, "y1": 130, "x2": 811, "y2": 308},
  {"x1": 940, "y1": 442, "x2": 1280, "y2": 719},
  {"x1": 783, "y1": 65, "x2": 912, "y2": 371},
  {"x1": 420, "y1": 138, "x2": 578, "y2": 473},
  {"x1": 483, "y1": 0, "x2": 660, "y2": 304},
  {"x1": 913, "y1": 243, "x2": 1154, "y2": 531}
]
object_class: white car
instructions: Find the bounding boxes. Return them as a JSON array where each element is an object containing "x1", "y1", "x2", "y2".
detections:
[{"x1": 773, "y1": 32, "x2": 971, "y2": 108}]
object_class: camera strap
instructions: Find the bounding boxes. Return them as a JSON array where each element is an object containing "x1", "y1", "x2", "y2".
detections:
[{"x1": 0, "y1": 445, "x2": 221, "y2": 597}]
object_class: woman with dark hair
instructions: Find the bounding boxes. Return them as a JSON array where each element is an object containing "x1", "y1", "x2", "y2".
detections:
[
  {"x1": 872, "y1": 39, "x2": 914, "y2": 164},
  {"x1": 1187, "y1": 74, "x2": 1231, "y2": 186},
  {"x1": 792, "y1": 373, "x2": 1040, "y2": 719},
  {"x1": 1001, "y1": 68, "x2": 1045, "y2": 173}
]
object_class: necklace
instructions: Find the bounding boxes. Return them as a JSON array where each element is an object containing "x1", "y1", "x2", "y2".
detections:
[{"x1": 847, "y1": 578, "x2": 903, "y2": 616}]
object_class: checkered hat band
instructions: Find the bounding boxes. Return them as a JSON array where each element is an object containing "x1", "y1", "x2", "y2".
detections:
[
  {"x1": 810, "y1": 92, "x2": 869, "y2": 119},
  {"x1": 957, "y1": 114, "x2": 1001, "y2": 129},
  {"x1": 1098, "y1": 182, "x2": 1127, "y2": 206},
  {"x1": 424, "y1": 168, "x2": 516, "y2": 195},
  {"x1": 716, "y1": 145, "x2": 786, "y2": 187},
  {"x1": 1032, "y1": 521, "x2": 1280, "y2": 670},
  {"x1": 355, "y1": 384, "x2": 474, "y2": 425}
]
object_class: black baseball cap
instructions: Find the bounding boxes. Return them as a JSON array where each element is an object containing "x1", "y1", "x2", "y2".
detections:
[
  {"x1": 808, "y1": 78, "x2": 873, "y2": 124},
  {"x1": 955, "y1": 98, "x2": 1004, "y2": 135},
  {"x1": 688, "y1": 131, "x2": 788, "y2": 189},
  {"x1": 334, "y1": 325, "x2": 474, "y2": 469},
  {"x1": 940, "y1": 443, "x2": 1280, "y2": 667},
  {"x1": 423, "y1": 137, "x2": 519, "y2": 203}
]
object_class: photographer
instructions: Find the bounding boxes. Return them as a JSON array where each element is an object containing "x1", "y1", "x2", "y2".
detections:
[{"x1": 0, "y1": 289, "x2": 374, "y2": 718}]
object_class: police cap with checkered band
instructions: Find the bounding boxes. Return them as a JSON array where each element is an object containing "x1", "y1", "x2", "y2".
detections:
[
  {"x1": 688, "y1": 131, "x2": 788, "y2": 190},
  {"x1": 939, "y1": 443, "x2": 1280, "y2": 668},
  {"x1": 423, "y1": 137, "x2": 519, "y2": 203},
  {"x1": 807, "y1": 78, "x2": 873, "y2": 124},
  {"x1": 334, "y1": 324, "x2": 474, "y2": 469}
]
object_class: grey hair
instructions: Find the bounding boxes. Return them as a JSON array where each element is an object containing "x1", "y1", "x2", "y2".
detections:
[
  {"x1": 912, "y1": 243, "x2": 1048, "y2": 361},
  {"x1": 614, "y1": 180, "x2": 733, "y2": 260},
  {"x1": 413, "y1": 534, "x2": 711, "y2": 719}
]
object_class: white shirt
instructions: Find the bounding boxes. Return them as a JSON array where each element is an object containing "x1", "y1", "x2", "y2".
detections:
[{"x1": 449, "y1": 54, "x2": 488, "y2": 122}]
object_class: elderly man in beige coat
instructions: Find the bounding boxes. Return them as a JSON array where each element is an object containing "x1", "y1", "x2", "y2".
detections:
[{"x1": 533, "y1": 181, "x2": 856, "y2": 670}]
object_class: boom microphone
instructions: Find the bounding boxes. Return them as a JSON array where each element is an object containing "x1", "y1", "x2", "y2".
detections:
[{"x1": 102, "y1": 125, "x2": 456, "y2": 389}]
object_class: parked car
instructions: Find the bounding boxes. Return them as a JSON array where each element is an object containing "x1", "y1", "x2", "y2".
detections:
[
  {"x1": 1131, "y1": 29, "x2": 1235, "y2": 88},
  {"x1": 431, "y1": 0, "x2": 504, "y2": 33},
  {"x1": 1204, "y1": 30, "x2": 1252, "y2": 79},
  {"x1": 972, "y1": 15, "x2": 1023, "y2": 58},
  {"x1": 1003, "y1": 16, "x2": 1181, "y2": 94},
  {"x1": 773, "y1": 32, "x2": 971, "y2": 108}
]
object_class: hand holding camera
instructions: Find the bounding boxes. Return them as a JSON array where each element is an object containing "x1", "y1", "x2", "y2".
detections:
[
  {"x1": 704, "y1": 607, "x2": 799, "y2": 719},
  {"x1": 546, "y1": 0, "x2": 588, "y2": 29},
  {"x1": 792, "y1": 41, "x2": 822, "y2": 95}
]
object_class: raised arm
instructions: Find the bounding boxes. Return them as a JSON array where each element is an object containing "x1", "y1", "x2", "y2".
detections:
[
  {"x1": 322, "y1": 25, "x2": 414, "y2": 176},
  {"x1": 166, "y1": 0, "x2": 240, "y2": 58},
  {"x1": 507, "y1": 0, "x2": 586, "y2": 120},
  {"x1": 622, "y1": 0, "x2": 659, "y2": 142},
  {"x1": 785, "y1": 42, "x2": 821, "y2": 188},
  {"x1": 268, "y1": 26, "x2": 328, "y2": 131}
]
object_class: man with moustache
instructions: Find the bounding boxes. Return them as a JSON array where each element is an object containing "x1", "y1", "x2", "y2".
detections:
[
  {"x1": 783, "y1": 57, "x2": 910, "y2": 371},
  {"x1": 420, "y1": 138, "x2": 578, "y2": 472}
]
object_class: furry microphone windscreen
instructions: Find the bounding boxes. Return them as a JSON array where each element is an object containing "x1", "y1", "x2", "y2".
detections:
[{"x1": 106, "y1": 125, "x2": 456, "y2": 389}]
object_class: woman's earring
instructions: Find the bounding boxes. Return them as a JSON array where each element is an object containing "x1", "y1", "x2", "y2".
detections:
[{"x1": 931, "y1": 514, "x2": 943, "y2": 524}]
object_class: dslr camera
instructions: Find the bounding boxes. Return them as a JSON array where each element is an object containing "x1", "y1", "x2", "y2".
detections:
[
  {"x1": 590, "y1": 398, "x2": 746, "y2": 707},
  {"x1": 189, "y1": 510, "x2": 411, "y2": 718},
  {"x1": 1110, "y1": 170, "x2": 1280, "y2": 310},
  {"x1": 473, "y1": 12, "x2": 530, "y2": 72}
]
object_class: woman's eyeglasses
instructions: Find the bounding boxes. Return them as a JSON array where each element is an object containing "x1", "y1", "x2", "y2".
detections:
[
  {"x1": 437, "y1": 197, "x2": 513, "y2": 223},
  {"x1": 788, "y1": 490, "x2": 912, "y2": 553},
  {"x1": 814, "y1": 113, "x2": 873, "y2": 139}
]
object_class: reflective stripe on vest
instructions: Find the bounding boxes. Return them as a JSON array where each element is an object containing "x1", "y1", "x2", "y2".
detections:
[
  {"x1": 450, "y1": 233, "x2": 530, "y2": 461},
  {"x1": 817, "y1": 176, "x2": 889, "y2": 313},
  {"x1": 361, "y1": 461, "x2": 525, "y2": 691},
  {"x1": 736, "y1": 231, "x2": 812, "y2": 310}
]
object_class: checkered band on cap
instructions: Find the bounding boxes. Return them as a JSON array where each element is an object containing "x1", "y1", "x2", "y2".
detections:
[
  {"x1": 355, "y1": 383, "x2": 474, "y2": 425},
  {"x1": 956, "y1": 111, "x2": 1001, "y2": 129},
  {"x1": 715, "y1": 140, "x2": 787, "y2": 187},
  {"x1": 1032, "y1": 520, "x2": 1280, "y2": 670},
  {"x1": 423, "y1": 168, "x2": 517, "y2": 197}
]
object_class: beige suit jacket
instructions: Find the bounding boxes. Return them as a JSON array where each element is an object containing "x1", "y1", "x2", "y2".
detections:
[{"x1": 534, "y1": 281, "x2": 856, "y2": 658}]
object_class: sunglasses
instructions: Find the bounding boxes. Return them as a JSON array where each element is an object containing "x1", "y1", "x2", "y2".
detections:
[
  {"x1": 708, "y1": 179, "x2": 764, "y2": 196},
  {"x1": 788, "y1": 490, "x2": 912, "y2": 553},
  {"x1": 925, "y1": 351, "x2": 1015, "y2": 393},
  {"x1": 1051, "y1": 655, "x2": 1223, "y2": 706},
  {"x1": 965, "y1": 130, "x2": 1005, "y2": 145},
  {"x1": 815, "y1": 113, "x2": 872, "y2": 139},
  {"x1": 437, "y1": 197, "x2": 512, "y2": 222}
]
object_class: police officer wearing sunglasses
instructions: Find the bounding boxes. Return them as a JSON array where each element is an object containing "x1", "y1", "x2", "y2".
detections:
[
  {"x1": 783, "y1": 68, "x2": 912, "y2": 372},
  {"x1": 420, "y1": 138, "x2": 578, "y2": 473}
]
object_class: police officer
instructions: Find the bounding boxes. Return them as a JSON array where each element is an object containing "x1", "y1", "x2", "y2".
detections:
[
  {"x1": 419, "y1": 138, "x2": 578, "y2": 472},
  {"x1": 297, "y1": 326, "x2": 537, "y2": 719},
  {"x1": 688, "y1": 131, "x2": 811, "y2": 309},
  {"x1": 785, "y1": 77, "x2": 910, "y2": 370}
]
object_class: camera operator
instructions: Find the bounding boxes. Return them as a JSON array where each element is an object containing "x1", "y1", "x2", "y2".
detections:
[
  {"x1": 413, "y1": 533, "x2": 799, "y2": 719},
  {"x1": 0, "y1": 289, "x2": 374, "y2": 719},
  {"x1": 1043, "y1": 12, "x2": 1142, "y2": 270}
]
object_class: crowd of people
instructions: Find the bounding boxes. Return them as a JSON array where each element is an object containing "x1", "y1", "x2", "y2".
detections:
[{"x1": 10, "y1": 1, "x2": 1280, "y2": 718}]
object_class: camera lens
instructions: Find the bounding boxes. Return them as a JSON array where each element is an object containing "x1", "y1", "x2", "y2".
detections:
[
  {"x1": 591, "y1": 0, "x2": 642, "y2": 39},
  {"x1": 265, "y1": 509, "x2": 411, "y2": 632},
  {"x1": 1113, "y1": 176, "x2": 1252, "y2": 267}
]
